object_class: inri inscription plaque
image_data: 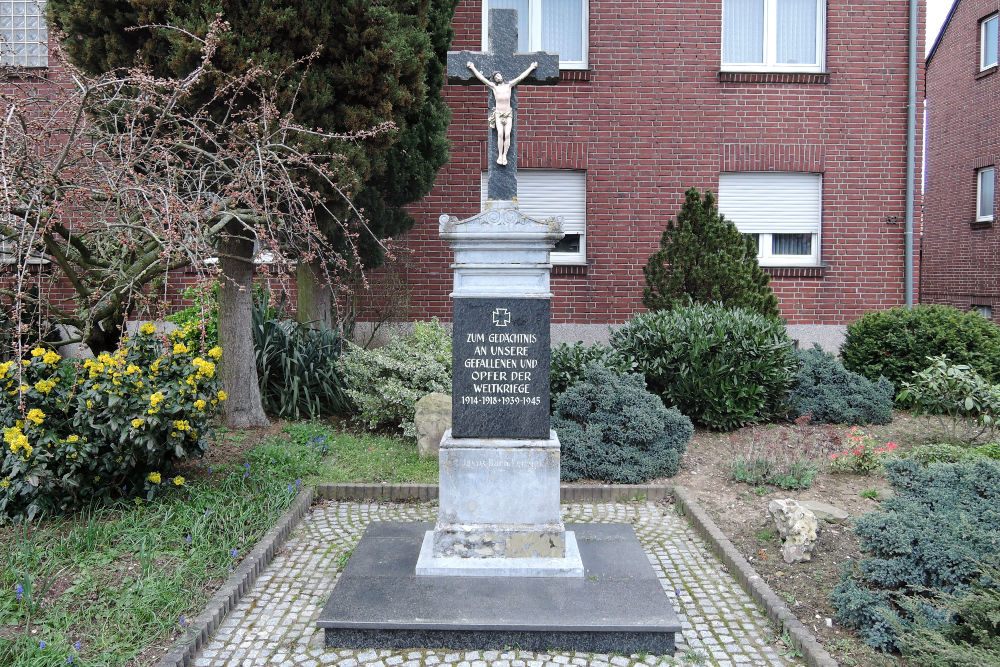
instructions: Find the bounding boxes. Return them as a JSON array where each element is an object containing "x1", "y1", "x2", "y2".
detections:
[{"x1": 452, "y1": 298, "x2": 550, "y2": 439}]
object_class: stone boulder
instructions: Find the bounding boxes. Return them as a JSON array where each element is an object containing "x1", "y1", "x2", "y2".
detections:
[
  {"x1": 414, "y1": 393, "x2": 451, "y2": 458},
  {"x1": 799, "y1": 500, "x2": 849, "y2": 524},
  {"x1": 768, "y1": 498, "x2": 819, "y2": 564}
]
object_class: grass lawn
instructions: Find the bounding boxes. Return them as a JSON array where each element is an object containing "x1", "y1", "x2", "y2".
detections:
[{"x1": 0, "y1": 421, "x2": 434, "y2": 666}]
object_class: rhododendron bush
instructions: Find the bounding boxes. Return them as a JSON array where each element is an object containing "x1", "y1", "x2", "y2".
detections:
[{"x1": 0, "y1": 325, "x2": 222, "y2": 520}]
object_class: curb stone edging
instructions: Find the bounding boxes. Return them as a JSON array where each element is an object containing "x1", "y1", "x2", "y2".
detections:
[
  {"x1": 165, "y1": 483, "x2": 835, "y2": 667},
  {"x1": 672, "y1": 485, "x2": 839, "y2": 667},
  {"x1": 155, "y1": 487, "x2": 314, "y2": 667}
]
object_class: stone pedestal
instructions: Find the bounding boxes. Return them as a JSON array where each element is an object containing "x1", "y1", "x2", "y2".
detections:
[{"x1": 413, "y1": 200, "x2": 582, "y2": 577}]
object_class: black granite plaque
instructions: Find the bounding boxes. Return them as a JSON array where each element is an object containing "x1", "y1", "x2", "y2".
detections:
[{"x1": 452, "y1": 297, "x2": 550, "y2": 439}]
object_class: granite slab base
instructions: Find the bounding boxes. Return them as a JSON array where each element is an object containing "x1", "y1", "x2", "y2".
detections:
[
  {"x1": 317, "y1": 522, "x2": 681, "y2": 654},
  {"x1": 414, "y1": 529, "x2": 584, "y2": 577}
]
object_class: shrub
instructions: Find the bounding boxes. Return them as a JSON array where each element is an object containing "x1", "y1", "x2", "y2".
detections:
[
  {"x1": 611, "y1": 303, "x2": 797, "y2": 430},
  {"x1": 841, "y1": 305, "x2": 1000, "y2": 390},
  {"x1": 554, "y1": 364, "x2": 692, "y2": 484},
  {"x1": 550, "y1": 341, "x2": 631, "y2": 410},
  {"x1": 899, "y1": 559, "x2": 1000, "y2": 666},
  {"x1": 902, "y1": 441, "x2": 1000, "y2": 466},
  {"x1": 828, "y1": 427, "x2": 899, "y2": 474},
  {"x1": 642, "y1": 187, "x2": 780, "y2": 318},
  {"x1": 342, "y1": 320, "x2": 452, "y2": 438},
  {"x1": 0, "y1": 327, "x2": 223, "y2": 519},
  {"x1": 830, "y1": 458, "x2": 1000, "y2": 652},
  {"x1": 897, "y1": 356, "x2": 1000, "y2": 444},
  {"x1": 788, "y1": 345, "x2": 894, "y2": 425},
  {"x1": 166, "y1": 282, "x2": 219, "y2": 351},
  {"x1": 252, "y1": 297, "x2": 351, "y2": 420}
]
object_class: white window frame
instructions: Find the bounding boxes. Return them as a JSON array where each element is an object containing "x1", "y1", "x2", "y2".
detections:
[
  {"x1": 481, "y1": 169, "x2": 587, "y2": 265},
  {"x1": 977, "y1": 166, "x2": 995, "y2": 222},
  {"x1": 0, "y1": 0, "x2": 48, "y2": 68},
  {"x1": 718, "y1": 172, "x2": 823, "y2": 268},
  {"x1": 981, "y1": 13, "x2": 999, "y2": 71},
  {"x1": 482, "y1": 0, "x2": 589, "y2": 70},
  {"x1": 721, "y1": 0, "x2": 826, "y2": 73}
]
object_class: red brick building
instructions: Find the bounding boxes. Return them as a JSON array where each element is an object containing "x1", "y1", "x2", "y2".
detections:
[
  {"x1": 924, "y1": 0, "x2": 999, "y2": 319},
  {"x1": 405, "y1": 0, "x2": 924, "y2": 346},
  {"x1": 2, "y1": 1, "x2": 924, "y2": 346}
]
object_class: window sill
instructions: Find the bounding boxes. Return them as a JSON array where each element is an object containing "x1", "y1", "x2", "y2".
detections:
[
  {"x1": 559, "y1": 69, "x2": 590, "y2": 82},
  {"x1": 718, "y1": 71, "x2": 830, "y2": 85},
  {"x1": 972, "y1": 219, "x2": 995, "y2": 230},
  {"x1": 552, "y1": 263, "x2": 588, "y2": 277},
  {"x1": 0, "y1": 65, "x2": 50, "y2": 79},
  {"x1": 976, "y1": 65, "x2": 998, "y2": 79},
  {"x1": 763, "y1": 265, "x2": 825, "y2": 278}
]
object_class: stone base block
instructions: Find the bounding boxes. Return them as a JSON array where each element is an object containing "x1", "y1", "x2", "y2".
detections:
[
  {"x1": 415, "y1": 530, "x2": 584, "y2": 577},
  {"x1": 431, "y1": 522, "x2": 566, "y2": 558},
  {"x1": 318, "y1": 522, "x2": 681, "y2": 654}
]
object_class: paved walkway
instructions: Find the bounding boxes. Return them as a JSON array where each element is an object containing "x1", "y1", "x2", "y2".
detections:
[{"x1": 193, "y1": 502, "x2": 803, "y2": 667}]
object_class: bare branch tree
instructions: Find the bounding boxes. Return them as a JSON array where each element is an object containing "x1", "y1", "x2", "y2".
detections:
[{"x1": 0, "y1": 18, "x2": 390, "y2": 426}]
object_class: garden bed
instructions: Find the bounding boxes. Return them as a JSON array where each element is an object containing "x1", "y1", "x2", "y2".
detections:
[{"x1": 664, "y1": 412, "x2": 943, "y2": 667}]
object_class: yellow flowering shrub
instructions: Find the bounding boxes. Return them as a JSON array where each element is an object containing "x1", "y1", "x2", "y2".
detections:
[{"x1": 0, "y1": 331, "x2": 222, "y2": 520}]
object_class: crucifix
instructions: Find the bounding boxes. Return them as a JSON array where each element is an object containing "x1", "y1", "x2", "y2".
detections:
[{"x1": 447, "y1": 8, "x2": 560, "y2": 201}]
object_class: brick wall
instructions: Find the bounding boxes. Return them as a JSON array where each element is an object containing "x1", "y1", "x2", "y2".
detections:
[
  {"x1": 405, "y1": 0, "x2": 925, "y2": 325},
  {"x1": 924, "y1": 0, "x2": 1000, "y2": 317}
]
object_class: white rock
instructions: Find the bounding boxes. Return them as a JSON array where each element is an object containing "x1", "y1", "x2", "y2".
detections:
[
  {"x1": 414, "y1": 392, "x2": 451, "y2": 458},
  {"x1": 768, "y1": 498, "x2": 819, "y2": 564}
]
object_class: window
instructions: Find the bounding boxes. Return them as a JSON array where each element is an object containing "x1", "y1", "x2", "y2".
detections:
[
  {"x1": 717, "y1": 172, "x2": 822, "y2": 266},
  {"x1": 481, "y1": 169, "x2": 586, "y2": 264},
  {"x1": 973, "y1": 305, "x2": 994, "y2": 319},
  {"x1": 0, "y1": 0, "x2": 47, "y2": 67},
  {"x1": 982, "y1": 13, "x2": 999, "y2": 70},
  {"x1": 721, "y1": 0, "x2": 825, "y2": 72},
  {"x1": 484, "y1": 0, "x2": 588, "y2": 69},
  {"x1": 978, "y1": 167, "x2": 995, "y2": 222}
]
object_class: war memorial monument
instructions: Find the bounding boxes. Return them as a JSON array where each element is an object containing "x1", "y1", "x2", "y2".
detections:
[{"x1": 317, "y1": 9, "x2": 681, "y2": 654}]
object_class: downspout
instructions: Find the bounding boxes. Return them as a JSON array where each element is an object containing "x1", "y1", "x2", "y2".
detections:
[{"x1": 904, "y1": 0, "x2": 918, "y2": 307}]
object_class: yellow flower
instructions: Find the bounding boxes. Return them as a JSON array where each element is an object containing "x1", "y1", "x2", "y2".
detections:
[
  {"x1": 86, "y1": 400, "x2": 93, "y2": 409},
  {"x1": 34, "y1": 379, "x2": 57, "y2": 395},
  {"x1": 132, "y1": 418, "x2": 144, "y2": 428},
  {"x1": 26, "y1": 408, "x2": 45, "y2": 426},
  {"x1": 147, "y1": 408, "x2": 158, "y2": 415},
  {"x1": 66, "y1": 434, "x2": 79, "y2": 443},
  {"x1": 149, "y1": 391, "x2": 164, "y2": 407},
  {"x1": 97, "y1": 352, "x2": 113, "y2": 365},
  {"x1": 0, "y1": 478, "x2": 9, "y2": 489},
  {"x1": 173, "y1": 342, "x2": 189, "y2": 355},
  {"x1": 30, "y1": 347, "x2": 45, "y2": 357},
  {"x1": 134, "y1": 498, "x2": 143, "y2": 506},
  {"x1": 217, "y1": 390, "x2": 228, "y2": 402},
  {"x1": 0, "y1": 361, "x2": 12, "y2": 379},
  {"x1": 172, "y1": 476, "x2": 185, "y2": 486},
  {"x1": 4, "y1": 427, "x2": 31, "y2": 459},
  {"x1": 194, "y1": 399, "x2": 207, "y2": 410},
  {"x1": 173, "y1": 420, "x2": 191, "y2": 432},
  {"x1": 42, "y1": 350, "x2": 60, "y2": 365},
  {"x1": 147, "y1": 472, "x2": 161, "y2": 484},
  {"x1": 207, "y1": 346, "x2": 222, "y2": 360},
  {"x1": 125, "y1": 364, "x2": 141, "y2": 375},
  {"x1": 140, "y1": 322, "x2": 156, "y2": 335}
]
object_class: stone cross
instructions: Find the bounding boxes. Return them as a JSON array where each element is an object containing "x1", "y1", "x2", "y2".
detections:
[{"x1": 447, "y1": 8, "x2": 560, "y2": 201}]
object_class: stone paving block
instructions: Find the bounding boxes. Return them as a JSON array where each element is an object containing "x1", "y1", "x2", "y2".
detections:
[{"x1": 192, "y1": 501, "x2": 803, "y2": 666}]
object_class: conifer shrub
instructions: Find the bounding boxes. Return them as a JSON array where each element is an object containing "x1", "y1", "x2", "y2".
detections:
[
  {"x1": 342, "y1": 320, "x2": 451, "y2": 438},
  {"x1": 841, "y1": 305, "x2": 1000, "y2": 391},
  {"x1": 1, "y1": 326, "x2": 223, "y2": 520},
  {"x1": 550, "y1": 341, "x2": 632, "y2": 411},
  {"x1": 788, "y1": 345, "x2": 894, "y2": 425},
  {"x1": 830, "y1": 457, "x2": 1000, "y2": 652},
  {"x1": 611, "y1": 303, "x2": 797, "y2": 430},
  {"x1": 554, "y1": 364, "x2": 692, "y2": 484},
  {"x1": 899, "y1": 559, "x2": 1000, "y2": 666},
  {"x1": 642, "y1": 187, "x2": 780, "y2": 319}
]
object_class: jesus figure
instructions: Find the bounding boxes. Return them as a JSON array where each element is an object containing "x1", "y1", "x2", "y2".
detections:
[{"x1": 466, "y1": 60, "x2": 538, "y2": 166}]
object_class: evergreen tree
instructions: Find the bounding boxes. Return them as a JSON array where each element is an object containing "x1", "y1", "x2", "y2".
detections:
[
  {"x1": 47, "y1": 0, "x2": 456, "y2": 271},
  {"x1": 642, "y1": 187, "x2": 781, "y2": 319}
]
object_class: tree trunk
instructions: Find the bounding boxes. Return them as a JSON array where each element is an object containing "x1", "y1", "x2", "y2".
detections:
[
  {"x1": 295, "y1": 259, "x2": 332, "y2": 330},
  {"x1": 218, "y1": 225, "x2": 270, "y2": 428}
]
